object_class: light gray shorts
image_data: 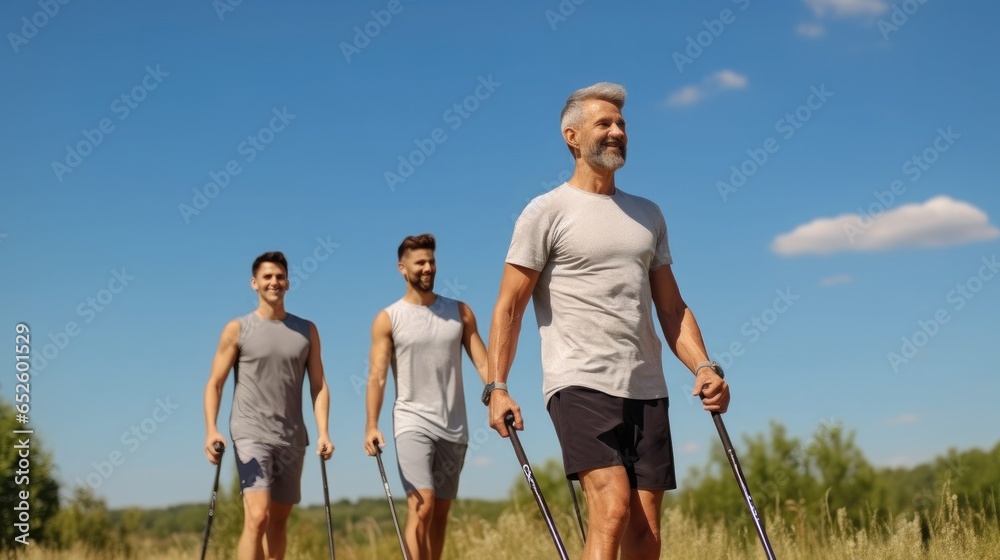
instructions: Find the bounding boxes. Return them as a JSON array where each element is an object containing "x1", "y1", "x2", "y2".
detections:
[
  {"x1": 395, "y1": 430, "x2": 467, "y2": 500},
  {"x1": 233, "y1": 439, "x2": 306, "y2": 504}
]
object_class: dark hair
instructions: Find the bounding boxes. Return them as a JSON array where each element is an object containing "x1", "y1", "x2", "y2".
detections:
[
  {"x1": 252, "y1": 251, "x2": 288, "y2": 275},
  {"x1": 397, "y1": 233, "x2": 436, "y2": 261}
]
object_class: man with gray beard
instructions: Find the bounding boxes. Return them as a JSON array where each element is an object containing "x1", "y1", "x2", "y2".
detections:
[{"x1": 486, "y1": 82, "x2": 731, "y2": 559}]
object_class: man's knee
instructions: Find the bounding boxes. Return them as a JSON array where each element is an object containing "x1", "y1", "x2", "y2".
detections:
[
  {"x1": 408, "y1": 492, "x2": 436, "y2": 525},
  {"x1": 589, "y1": 495, "x2": 630, "y2": 535},
  {"x1": 243, "y1": 495, "x2": 270, "y2": 533}
]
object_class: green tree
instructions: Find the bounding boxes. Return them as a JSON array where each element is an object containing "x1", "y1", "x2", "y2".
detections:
[{"x1": 0, "y1": 398, "x2": 60, "y2": 557}]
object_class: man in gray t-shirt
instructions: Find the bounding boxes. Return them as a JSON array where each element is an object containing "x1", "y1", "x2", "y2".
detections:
[
  {"x1": 203, "y1": 251, "x2": 333, "y2": 560},
  {"x1": 365, "y1": 234, "x2": 488, "y2": 560},
  {"x1": 486, "y1": 83, "x2": 731, "y2": 559}
]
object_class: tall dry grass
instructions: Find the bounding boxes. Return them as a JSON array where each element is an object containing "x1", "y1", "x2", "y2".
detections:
[{"x1": 20, "y1": 496, "x2": 1000, "y2": 559}]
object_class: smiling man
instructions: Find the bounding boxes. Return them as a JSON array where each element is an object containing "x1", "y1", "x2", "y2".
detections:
[
  {"x1": 365, "y1": 233, "x2": 488, "y2": 560},
  {"x1": 486, "y1": 83, "x2": 731, "y2": 559},
  {"x1": 203, "y1": 251, "x2": 334, "y2": 560}
]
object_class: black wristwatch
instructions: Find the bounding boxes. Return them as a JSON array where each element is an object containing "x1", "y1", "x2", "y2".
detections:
[
  {"x1": 481, "y1": 382, "x2": 508, "y2": 406},
  {"x1": 695, "y1": 360, "x2": 725, "y2": 379}
]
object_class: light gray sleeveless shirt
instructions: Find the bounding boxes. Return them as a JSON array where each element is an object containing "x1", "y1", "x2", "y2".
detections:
[
  {"x1": 229, "y1": 312, "x2": 311, "y2": 447},
  {"x1": 386, "y1": 296, "x2": 468, "y2": 444}
]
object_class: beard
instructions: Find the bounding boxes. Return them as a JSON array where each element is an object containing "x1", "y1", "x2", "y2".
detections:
[
  {"x1": 408, "y1": 272, "x2": 435, "y2": 292},
  {"x1": 585, "y1": 140, "x2": 626, "y2": 170}
]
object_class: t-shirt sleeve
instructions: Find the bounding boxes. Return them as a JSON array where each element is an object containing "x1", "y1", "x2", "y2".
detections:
[
  {"x1": 651, "y1": 203, "x2": 673, "y2": 269},
  {"x1": 506, "y1": 196, "x2": 553, "y2": 271}
]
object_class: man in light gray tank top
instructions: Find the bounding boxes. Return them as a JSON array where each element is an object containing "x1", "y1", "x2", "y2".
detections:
[
  {"x1": 487, "y1": 83, "x2": 732, "y2": 559},
  {"x1": 364, "y1": 233, "x2": 488, "y2": 560},
  {"x1": 203, "y1": 251, "x2": 333, "y2": 560}
]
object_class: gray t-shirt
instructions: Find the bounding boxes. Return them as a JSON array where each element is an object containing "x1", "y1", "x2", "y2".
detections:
[
  {"x1": 229, "y1": 312, "x2": 311, "y2": 447},
  {"x1": 506, "y1": 183, "x2": 673, "y2": 404},
  {"x1": 386, "y1": 296, "x2": 468, "y2": 444}
]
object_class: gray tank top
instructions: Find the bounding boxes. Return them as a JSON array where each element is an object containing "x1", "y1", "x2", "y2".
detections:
[
  {"x1": 229, "y1": 312, "x2": 311, "y2": 447},
  {"x1": 386, "y1": 296, "x2": 468, "y2": 444}
]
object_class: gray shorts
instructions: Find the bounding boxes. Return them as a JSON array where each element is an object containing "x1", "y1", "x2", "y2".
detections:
[
  {"x1": 233, "y1": 439, "x2": 306, "y2": 504},
  {"x1": 395, "y1": 430, "x2": 467, "y2": 500}
]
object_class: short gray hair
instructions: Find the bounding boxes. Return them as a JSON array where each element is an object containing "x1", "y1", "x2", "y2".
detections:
[{"x1": 559, "y1": 82, "x2": 627, "y2": 133}]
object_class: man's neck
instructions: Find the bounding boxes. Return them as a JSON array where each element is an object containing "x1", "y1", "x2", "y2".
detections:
[
  {"x1": 402, "y1": 288, "x2": 437, "y2": 306},
  {"x1": 567, "y1": 162, "x2": 617, "y2": 195},
  {"x1": 255, "y1": 301, "x2": 288, "y2": 320}
]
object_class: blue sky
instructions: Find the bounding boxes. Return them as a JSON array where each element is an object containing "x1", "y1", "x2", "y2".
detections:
[{"x1": 2, "y1": 0, "x2": 998, "y2": 510}]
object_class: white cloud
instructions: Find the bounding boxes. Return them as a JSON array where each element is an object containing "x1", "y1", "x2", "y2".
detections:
[
  {"x1": 819, "y1": 274, "x2": 853, "y2": 287},
  {"x1": 796, "y1": 23, "x2": 826, "y2": 37},
  {"x1": 886, "y1": 413, "x2": 919, "y2": 426},
  {"x1": 681, "y1": 442, "x2": 702, "y2": 454},
  {"x1": 664, "y1": 70, "x2": 748, "y2": 107},
  {"x1": 771, "y1": 196, "x2": 1000, "y2": 256},
  {"x1": 470, "y1": 455, "x2": 493, "y2": 467},
  {"x1": 804, "y1": 0, "x2": 888, "y2": 17}
]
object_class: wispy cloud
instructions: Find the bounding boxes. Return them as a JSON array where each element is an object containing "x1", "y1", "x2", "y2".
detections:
[
  {"x1": 771, "y1": 196, "x2": 1000, "y2": 256},
  {"x1": 804, "y1": 0, "x2": 888, "y2": 17},
  {"x1": 819, "y1": 274, "x2": 853, "y2": 287},
  {"x1": 470, "y1": 455, "x2": 493, "y2": 467},
  {"x1": 664, "y1": 70, "x2": 748, "y2": 107},
  {"x1": 886, "y1": 413, "x2": 919, "y2": 426},
  {"x1": 796, "y1": 23, "x2": 826, "y2": 38},
  {"x1": 681, "y1": 442, "x2": 702, "y2": 454}
]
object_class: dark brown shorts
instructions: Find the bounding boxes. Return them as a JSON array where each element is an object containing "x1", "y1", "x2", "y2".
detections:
[{"x1": 547, "y1": 386, "x2": 676, "y2": 491}]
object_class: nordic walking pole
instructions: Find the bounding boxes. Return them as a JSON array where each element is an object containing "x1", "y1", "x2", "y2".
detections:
[
  {"x1": 319, "y1": 455, "x2": 337, "y2": 559},
  {"x1": 711, "y1": 411, "x2": 778, "y2": 560},
  {"x1": 567, "y1": 478, "x2": 586, "y2": 544},
  {"x1": 200, "y1": 442, "x2": 225, "y2": 560},
  {"x1": 374, "y1": 440, "x2": 410, "y2": 560},
  {"x1": 504, "y1": 413, "x2": 570, "y2": 560}
]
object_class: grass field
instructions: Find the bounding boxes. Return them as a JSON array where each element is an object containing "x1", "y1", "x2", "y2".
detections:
[{"x1": 20, "y1": 496, "x2": 1000, "y2": 560}]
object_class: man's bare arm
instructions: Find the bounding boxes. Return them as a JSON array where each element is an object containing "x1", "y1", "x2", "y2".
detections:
[
  {"x1": 487, "y1": 263, "x2": 540, "y2": 436},
  {"x1": 459, "y1": 302, "x2": 489, "y2": 385},
  {"x1": 364, "y1": 311, "x2": 393, "y2": 456},
  {"x1": 649, "y1": 264, "x2": 729, "y2": 412},
  {"x1": 203, "y1": 320, "x2": 239, "y2": 464},
  {"x1": 306, "y1": 321, "x2": 334, "y2": 459}
]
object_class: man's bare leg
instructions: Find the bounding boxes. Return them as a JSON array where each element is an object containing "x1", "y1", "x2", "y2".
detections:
[
  {"x1": 404, "y1": 488, "x2": 436, "y2": 560},
  {"x1": 238, "y1": 490, "x2": 270, "y2": 560},
  {"x1": 620, "y1": 489, "x2": 664, "y2": 560},
  {"x1": 264, "y1": 501, "x2": 294, "y2": 559},
  {"x1": 579, "y1": 465, "x2": 632, "y2": 560},
  {"x1": 429, "y1": 497, "x2": 452, "y2": 560}
]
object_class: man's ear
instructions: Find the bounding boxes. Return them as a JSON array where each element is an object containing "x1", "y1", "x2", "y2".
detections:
[
  {"x1": 563, "y1": 126, "x2": 580, "y2": 157},
  {"x1": 250, "y1": 276, "x2": 258, "y2": 290}
]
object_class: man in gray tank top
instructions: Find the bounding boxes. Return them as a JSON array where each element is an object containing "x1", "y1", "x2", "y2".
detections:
[
  {"x1": 364, "y1": 233, "x2": 488, "y2": 560},
  {"x1": 486, "y1": 83, "x2": 731, "y2": 559},
  {"x1": 203, "y1": 251, "x2": 333, "y2": 560}
]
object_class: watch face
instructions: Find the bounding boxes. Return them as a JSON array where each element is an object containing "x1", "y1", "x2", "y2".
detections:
[{"x1": 481, "y1": 383, "x2": 494, "y2": 405}]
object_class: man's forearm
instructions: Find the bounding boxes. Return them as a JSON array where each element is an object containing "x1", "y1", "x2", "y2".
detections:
[{"x1": 312, "y1": 387, "x2": 330, "y2": 437}]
